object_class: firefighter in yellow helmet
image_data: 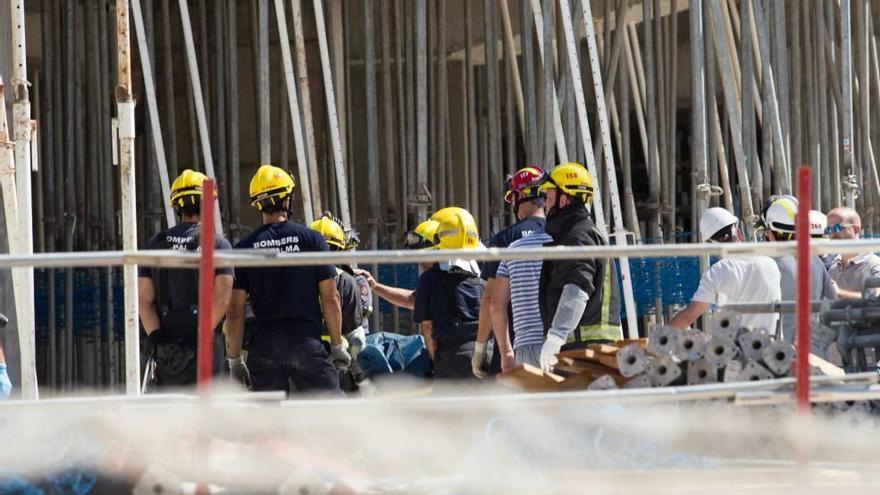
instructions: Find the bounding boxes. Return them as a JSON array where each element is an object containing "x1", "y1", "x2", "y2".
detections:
[
  {"x1": 411, "y1": 207, "x2": 485, "y2": 379},
  {"x1": 137, "y1": 169, "x2": 234, "y2": 390},
  {"x1": 225, "y1": 165, "x2": 350, "y2": 395},
  {"x1": 535, "y1": 163, "x2": 622, "y2": 373},
  {"x1": 355, "y1": 218, "x2": 440, "y2": 311}
]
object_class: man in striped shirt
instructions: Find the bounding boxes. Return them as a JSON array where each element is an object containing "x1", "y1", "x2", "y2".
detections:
[
  {"x1": 485, "y1": 167, "x2": 550, "y2": 371},
  {"x1": 493, "y1": 229, "x2": 553, "y2": 369}
]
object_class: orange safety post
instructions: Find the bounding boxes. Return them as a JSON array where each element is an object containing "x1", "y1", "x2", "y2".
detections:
[
  {"x1": 795, "y1": 167, "x2": 812, "y2": 412},
  {"x1": 197, "y1": 179, "x2": 216, "y2": 395}
]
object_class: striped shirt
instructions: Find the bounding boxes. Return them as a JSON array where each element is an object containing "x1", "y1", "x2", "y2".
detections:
[{"x1": 497, "y1": 231, "x2": 553, "y2": 349}]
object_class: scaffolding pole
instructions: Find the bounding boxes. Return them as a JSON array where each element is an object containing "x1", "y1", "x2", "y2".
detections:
[
  {"x1": 529, "y1": 0, "x2": 569, "y2": 162},
  {"x1": 273, "y1": 0, "x2": 314, "y2": 223},
  {"x1": 177, "y1": 0, "x2": 223, "y2": 235},
  {"x1": 291, "y1": 0, "x2": 322, "y2": 218},
  {"x1": 0, "y1": 79, "x2": 30, "y2": 399},
  {"x1": 707, "y1": 1, "x2": 755, "y2": 227},
  {"x1": 841, "y1": 0, "x2": 857, "y2": 207},
  {"x1": 130, "y1": 0, "x2": 175, "y2": 229},
  {"x1": 313, "y1": 0, "x2": 352, "y2": 227},
  {"x1": 115, "y1": 0, "x2": 140, "y2": 395},
  {"x1": 8, "y1": 0, "x2": 37, "y2": 399},
  {"x1": 572, "y1": 0, "x2": 638, "y2": 337}
]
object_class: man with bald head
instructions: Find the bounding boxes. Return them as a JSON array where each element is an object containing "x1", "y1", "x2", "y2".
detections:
[{"x1": 826, "y1": 207, "x2": 880, "y2": 298}]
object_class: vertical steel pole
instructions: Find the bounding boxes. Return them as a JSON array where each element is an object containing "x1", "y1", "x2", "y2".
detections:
[
  {"x1": 131, "y1": 0, "x2": 176, "y2": 228},
  {"x1": 553, "y1": 0, "x2": 607, "y2": 233},
  {"x1": 815, "y1": 2, "x2": 830, "y2": 211},
  {"x1": 771, "y1": 0, "x2": 789, "y2": 166},
  {"x1": 177, "y1": 0, "x2": 223, "y2": 234},
  {"x1": 10, "y1": 0, "x2": 37, "y2": 399},
  {"x1": 291, "y1": 0, "x2": 322, "y2": 217},
  {"x1": 226, "y1": 0, "x2": 240, "y2": 238},
  {"x1": 415, "y1": 0, "x2": 428, "y2": 221},
  {"x1": 380, "y1": 0, "x2": 397, "y2": 224},
  {"x1": 364, "y1": 0, "x2": 380, "y2": 259},
  {"x1": 99, "y1": 0, "x2": 118, "y2": 389},
  {"x1": 691, "y1": 0, "x2": 709, "y2": 231},
  {"x1": 274, "y1": 0, "x2": 314, "y2": 223},
  {"x1": 39, "y1": 0, "x2": 56, "y2": 387},
  {"x1": 752, "y1": 0, "x2": 791, "y2": 193},
  {"x1": 857, "y1": 0, "x2": 872, "y2": 204},
  {"x1": 707, "y1": 1, "x2": 755, "y2": 227},
  {"x1": 642, "y1": 0, "x2": 661, "y2": 240},
  {"x1": 529, "y1": 0, "x2": 569, "y2": 162},
  {"x1": 213, "y1": 0, "x2": 228, "y2": 217},
  {"x1": 465, "y1": 0, "x2": 477, "y2": 213},
  {"x1": 790, "y1": 0, "x2": 802, "y2": 172},
  {"x1": 313, "y1": 0, "x2": 352, "y2": 226},
  {"x1": 116, "y1": 0, "x2": 141, "y2": 395},
  {"x1": 257, "y1": 0, "x2": 271, "y2": 164},
  {"x1": 394, "y1": 0, "x2": 407, "y2": 229},
  {"x1": 520, "y1": 0, "x2": 538, "y2": 164},
  {"x1": 841, "y1": 0, "x2": 857, "y2": 207},
  {"x1": 740, "y1": 0, "x2": 758, "y2": 206},
  {"x1": 160, "y1": 0, "x2": 178, "y2": 177},
  {"x1": 0, "y1": 81, "x2": 26, "y2": 394},
  {"x1": 62, "y1": 0, "x2": 75, "y2": 390},
  {"x1": 499, "y1": 0, "x2": 525, "y2": 136},
  {"x1": 485, "y1": 0, "x2": 502, "y2": 231},
  {"x1": 574, "y1": 0, "x2": 637, "y2": 336}
]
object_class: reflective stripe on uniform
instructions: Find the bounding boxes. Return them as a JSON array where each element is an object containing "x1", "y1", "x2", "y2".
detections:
[{"x1": 567, "y1": 260, "x2": 622, "y2": 343}]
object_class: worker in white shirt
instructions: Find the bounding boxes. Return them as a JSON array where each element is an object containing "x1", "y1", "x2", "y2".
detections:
[{"x1": 669, "y1": 207, "x2": 781, "y2": 333}]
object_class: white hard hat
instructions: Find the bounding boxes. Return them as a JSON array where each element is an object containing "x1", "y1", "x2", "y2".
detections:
[
  {"x1": 764, "y1": 197, "x2": 798, "y2": 234},
  {"x1": 700, "y1": 207, "x2": 739, "y2": 242},
  {"x1": 809, "y1": 210, "x2": 827, "y2": 237}
]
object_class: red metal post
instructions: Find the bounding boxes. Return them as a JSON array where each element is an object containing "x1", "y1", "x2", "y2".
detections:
[
  {"x1": 197, "y1": 180, "x2": 216, "y2": 394},
  {"x1": 796, "y1": 167, "x2": 812, "y2": 412}
]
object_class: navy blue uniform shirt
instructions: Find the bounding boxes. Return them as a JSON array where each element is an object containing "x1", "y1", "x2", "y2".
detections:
[
  {"x1": 233, "y1": 221, "x2": 336, "y2": 336},
  {"x1": 413, "y1": 264, "x2": 484, "y2": 340},
  {"x1": 138, "y1": 222, "x2": 233, "y2": 312},
  {"x1": 482, "y1": 217, "x2": 547, "y2": 279}
]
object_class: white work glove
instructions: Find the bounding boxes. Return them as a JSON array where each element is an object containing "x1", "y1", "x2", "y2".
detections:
[
  {"x1": 228, "y1": 356, "x2": 252, "y2": 389},
  {"x1": 346, "y1": 326, "x2": 367, "y2": 350},
  {"x1": 471, "y1": 341, "x2": 489, "y2": 379},
  {"x1": 539, "y1": 334, "x2": 565, "y2": 372},
  {"x1": 331, "y1": 343, "x2": 352, "y2": 369}
]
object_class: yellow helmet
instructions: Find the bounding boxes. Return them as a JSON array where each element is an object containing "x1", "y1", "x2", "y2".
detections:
[
  {"x1": 405, "y1": 219, "x2": 440, "y2": 250},
  {"x1": 538, "y1": 162, "x2": 594, "y2": 203},
  {"x1": 169, "y1": 169, "x2": 211, "y2": 208},
  {"x1": 435, "y1": 207, "x2": 480, "y2": 250},
  {"x1": 249, "y1": 164, "x2": 295, "y2": 211},
  {"x1": 430, "y1": 206, "x2": 472, "y2": 224},
  {"x1": 310, "y1": 214, "x2": 347, "y2": 250}
]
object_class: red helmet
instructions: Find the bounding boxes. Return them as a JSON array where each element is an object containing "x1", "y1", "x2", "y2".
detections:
[{"x1": 504, "y1": 166, "x2": 547, "y2": 204}]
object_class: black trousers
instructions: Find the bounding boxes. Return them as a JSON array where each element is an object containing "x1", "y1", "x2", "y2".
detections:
[
  {"x1": 151, "y1": 331, "x2": 225, "y2": 389},
  {"x1": 246, "y1": 329, "x2": 341, "y2": 395},
  {"x1": 432, "y1": 325, "x2": 480, "y2": 380}
]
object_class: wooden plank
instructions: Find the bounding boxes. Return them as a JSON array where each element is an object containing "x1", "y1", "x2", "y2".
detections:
[
  {"x1": 587, "y1": 343, "x2": 622, "y2": 355},
  {"x1": 615, "y1": 338, "x2": 648, "y2": 348},
  {"x1": 496, "y1": 364, "x2": 565, "y2": 392},
  {"x1": 556, "y1": 357, "x2": 619, "y2": 376},
  {"x1": 558, "y1": 348, "x2": 620, "y2": 369},
  {"x1": 808, "y1": 353, "x2": 845, "y2": 377}
]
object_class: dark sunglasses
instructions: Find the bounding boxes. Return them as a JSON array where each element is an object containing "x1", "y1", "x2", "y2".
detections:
[{"x1": 825, "y1": 223, "x2": 853, "y2": 235}]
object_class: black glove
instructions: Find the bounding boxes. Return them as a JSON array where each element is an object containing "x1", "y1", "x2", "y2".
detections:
[{"x1": 147, "y1": 328, "x2": 170, "y2": 350}]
